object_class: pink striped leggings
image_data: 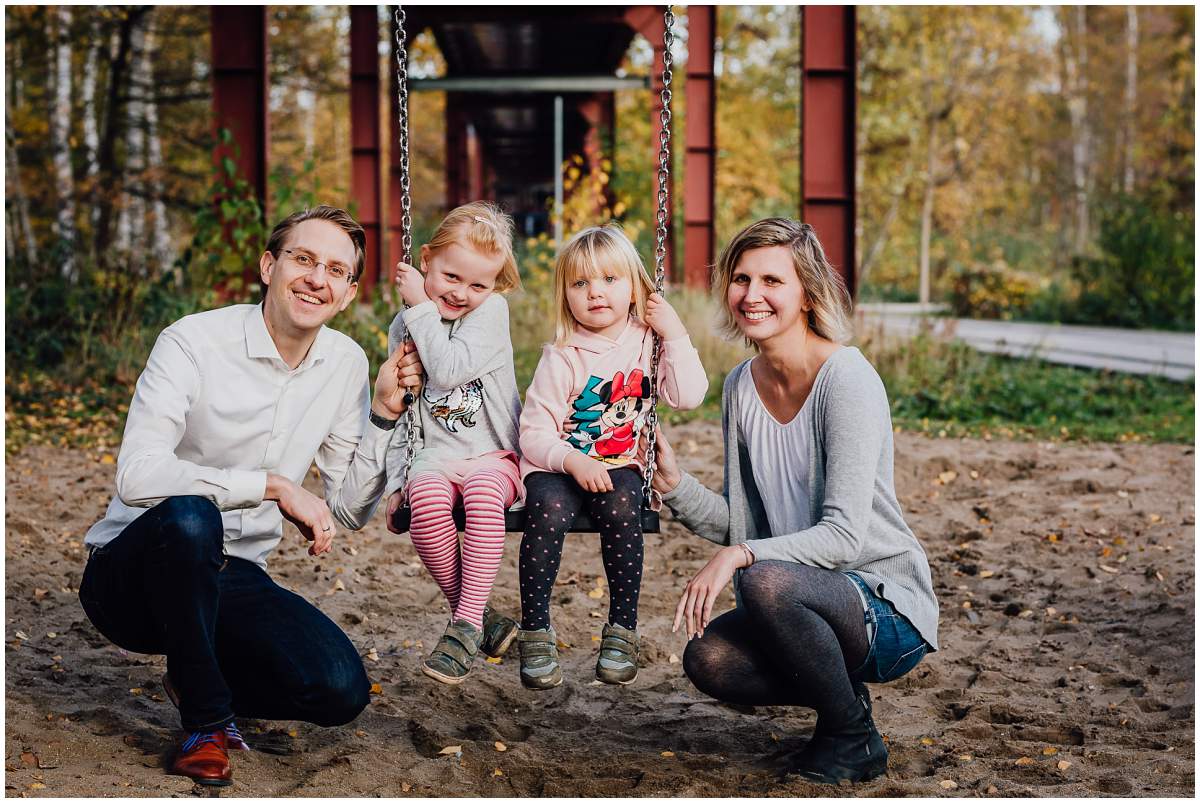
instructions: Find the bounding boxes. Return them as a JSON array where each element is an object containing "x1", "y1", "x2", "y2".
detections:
[{"x1": 406, "y1": 469, "x2": 516, "y2": 629}]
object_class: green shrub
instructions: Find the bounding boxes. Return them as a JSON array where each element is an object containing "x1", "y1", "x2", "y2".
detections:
[
  {"x1": 946, "y1": 256, "x2": 1043, "y2": 319},
  {"x1": 1069, "y1": 194, "x2": 1194, "y2": 330}
]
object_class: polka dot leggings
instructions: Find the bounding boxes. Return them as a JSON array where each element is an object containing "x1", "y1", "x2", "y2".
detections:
[{"x1": 518, "y1": 467, "x2": 645, "y2": 632}]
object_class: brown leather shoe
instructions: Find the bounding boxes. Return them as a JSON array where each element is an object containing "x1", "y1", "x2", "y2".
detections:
[
  {"x1": 170, "y1": 730, "x2": 232, "y2": 786},
  {"x1": 162, "y1": 673, "x2": 249, "y2": 751}
]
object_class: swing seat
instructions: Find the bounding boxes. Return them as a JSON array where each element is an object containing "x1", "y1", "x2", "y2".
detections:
[{"x1": 390, "y1": 505, "x2": 660, "y2": 535}]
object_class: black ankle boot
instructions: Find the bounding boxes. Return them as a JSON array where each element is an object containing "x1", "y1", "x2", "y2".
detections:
[{"x1": 790, "y1": 693, "x2": 888, "y2": 784}]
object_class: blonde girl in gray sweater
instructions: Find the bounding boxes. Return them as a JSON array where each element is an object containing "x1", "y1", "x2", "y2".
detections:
[{"x1": 644, "y1": 218, "x2": 939, "y2": 784}]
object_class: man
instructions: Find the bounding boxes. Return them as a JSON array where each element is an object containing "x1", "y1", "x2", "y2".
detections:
[{"x1": 79, "y1": 206, "x2": 421, "y2": 786}]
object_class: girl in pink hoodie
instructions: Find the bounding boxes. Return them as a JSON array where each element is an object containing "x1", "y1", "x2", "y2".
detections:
[{"x1": 516, "y1": 224, "x2": 708, "y2": 689}]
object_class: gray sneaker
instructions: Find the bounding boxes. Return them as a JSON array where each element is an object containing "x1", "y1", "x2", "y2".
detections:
[
  {"x1": 595, "y1": 622, "x2": 639, "y2": 685},
  {"x1": 481, "y1": 605, "x2": 519, "y2": 658},
  {"x1": 422, "y1": 619, "x2": 483, "y2": 685},
  {"x1": 518, "y1": 628, "x2": 563, "y2": 690}
]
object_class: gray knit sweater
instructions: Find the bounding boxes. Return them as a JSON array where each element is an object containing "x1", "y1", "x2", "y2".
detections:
[
  {"x1": 383, "y1": 295, "x2": 522, "y2": 498},
  {"x1": 662, "y1": 348, "x2": 940, "y2": 650}
]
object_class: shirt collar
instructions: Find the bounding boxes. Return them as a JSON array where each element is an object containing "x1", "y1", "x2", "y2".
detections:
[{"x1": 245, "y1": 303, "x2": 330, "y2": 368}]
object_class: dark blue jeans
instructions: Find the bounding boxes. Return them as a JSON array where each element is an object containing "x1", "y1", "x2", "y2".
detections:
[
  {"x1": 845, "y1": 572, "x2": 928, "y2": 684},
  {"x1": 79, "y1": 496, "x2": 370, "y2": 732}
]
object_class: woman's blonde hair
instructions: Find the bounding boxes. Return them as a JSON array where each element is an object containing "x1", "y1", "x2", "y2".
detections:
[
  {"x1": 553, "y1": 224, "x2": 655, "y2": 344},
  {"x1": 422, "y1": 201, "x2": 521, "y2": 293},
  {"x1": 712, "y1": 218, "x2": 853, "y2": 346}
]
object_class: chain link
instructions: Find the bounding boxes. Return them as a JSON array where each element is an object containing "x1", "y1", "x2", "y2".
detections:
[
  {"x1": 393, "y1": 6, "x2": 416, "y2": 500},
  {"x1": 642, "y1": 6, "x2": 674, "y2": 509}
]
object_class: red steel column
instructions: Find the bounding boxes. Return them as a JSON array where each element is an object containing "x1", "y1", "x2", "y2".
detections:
[
  {"x1": 211, "y1": 6, "x2": 268, "y2": 285},
  {"x1": 801, "y1": 5, "x2": 856, "y2": 299},
  {"x1": 683, "y1": 5, "x2": 715, "y2": 288},
  {"x1": 625, "y1": 6, "x2": 675, "y2": 280},
  {"x1": 350, "y1": 5, "x2": 382, "y2": 294},
  {"x1": 445, "y1": 95, "x2": 468, "y2": 209}
]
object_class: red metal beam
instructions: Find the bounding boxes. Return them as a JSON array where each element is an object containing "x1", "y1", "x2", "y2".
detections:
[
  {"x1": 445, "y1": 95, "x2": 468, "y2": 210},
  {"x1": 210, "y1": 6, "x2": 268, "y2": 285},
  {"x1": 683, "y1": 5, "x2": 715, "y2": 288},
  {"x1": 625, "y1": 6, "x2": 675, "y2": 281},
  {"x1": 801, "y1": 6, "x2": 856, "y2": 300},
  {"x1": 350, "y1": 5, "x2": 382, "y2": 294}
]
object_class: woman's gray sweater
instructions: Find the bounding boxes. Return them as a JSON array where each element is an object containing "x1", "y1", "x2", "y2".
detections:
[{"x1": 661, "y1": 348, "x2": 940, "y2": 650}]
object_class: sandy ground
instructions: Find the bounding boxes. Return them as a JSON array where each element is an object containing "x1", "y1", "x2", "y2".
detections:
[{"x1": 4, "y1": 422, "x2": 1195, "y2": 797}]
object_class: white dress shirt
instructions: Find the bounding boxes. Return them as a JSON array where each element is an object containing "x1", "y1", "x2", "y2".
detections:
[{"x1": 84, "y1": 304, "x2": 391, "y2": 567}]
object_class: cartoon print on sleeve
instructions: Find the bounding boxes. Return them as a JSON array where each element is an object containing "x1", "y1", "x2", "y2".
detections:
[
  {"x1": 424, "y1": 378, "x2": 484, "y2": 433},
  {"x1": 565, "y1": 369, "x2": 652, "y2": 463}
]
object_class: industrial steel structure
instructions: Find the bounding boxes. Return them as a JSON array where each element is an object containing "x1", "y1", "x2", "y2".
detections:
[{"x1": 209, "y1": 6, "x2": 856, "y2": 297}]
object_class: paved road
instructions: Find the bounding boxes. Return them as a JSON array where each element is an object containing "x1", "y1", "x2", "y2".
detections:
[{"x1": 858, "y1": 304, "x2": 1195, "y2": 382}]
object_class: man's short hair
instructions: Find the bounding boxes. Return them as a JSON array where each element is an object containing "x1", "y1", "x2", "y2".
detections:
[{"x1": 266, "y1": 206, "x2": 366, "y2": 281}]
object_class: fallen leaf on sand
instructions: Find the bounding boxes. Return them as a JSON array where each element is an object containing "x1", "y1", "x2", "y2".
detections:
[
  {"x1": 326, "y1": 578, "x2": 346, "y2": 595},
  {"x1": 493, "y1": 768, "x2": 503, "y2": 777},
  {"x1": 958, "y1": 754, "x2": 973, "y2": 761},
  {"x1": 1057, "y1": 760, "x2": 1072, "y2": 770},
  {"x1": 939, "y1": 779, "x2": 957, "y2": 789},
  {"x1": 485, "y1": 656, "x2": 503, "y2": 664},
  {"x1": 978, "y1": 570, "x2": 994, "y2": 579},
  {"x1": 29, "y1": 782, "x2": 45, "y2": 790},
  {"x1": 587, "y1": 587, "x2": 604, "y2": 599},
  {"x1": 401, "y1": 782, "x2": 412, "y2": 792},
  {"x1": 20, "y1": 752, "x2": 37, "y2": 767},
  {"x1": 1042, "y1": 746, "x2": 1058, "y2": 756},
  {"x1": 1098, "y1": 564, "x2": 1120, "y2": 574},
  {"x1": 369, "y1": 683, "x2": 382, "y2": 694},
  {"x1": 660, "y1": 751, "x2": 675, "y2": 758},
  {"x1": 365, "y1": 648, "x2": 379, "y2": 662},
  {"x1": 937, "y1": 470, "x2": 957, "y2": 485},
  {"x1": 33, "y1": 588, "x2": 48, "y2": 600},
  {"x1": 100, "y1": 454, "x2": 115, "y2": 465},
  {"x1": 14, "y1": 631, "x2": 29, "y2": 640},
  {"x1": 494, "y1": 741, "x2": 507, "y2": 752},
  {"x1": 439, "y1": 745, "x2": 462, "y2": 756},
  {"x1": 129, "y1": 688, "x2": 142, "y2": 696},
  {"x1": 668, "y1": 653, "x2": 680, "y2": 664},
  {"x1": 592, "y1": 635, "x2": 601, "y2": 642},
  {"x1": 288, "y1": 729, "x2": 298, "y2": 737},
  {"x1": 920, "y1": 737, "x2": 935, "y2": 746},
  {"x1": 1015, "y1": 756, "x2": 1035, "y2": 766}
]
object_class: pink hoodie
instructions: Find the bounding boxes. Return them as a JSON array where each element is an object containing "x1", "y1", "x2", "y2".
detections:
[{"x1": 519, "y1": 316, "x2": 708, "y2": 479}]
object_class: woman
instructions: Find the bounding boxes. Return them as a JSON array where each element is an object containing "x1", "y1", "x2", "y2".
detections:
[{"x1": 646, "y1": 218, "x2": 939, "y2": 784}]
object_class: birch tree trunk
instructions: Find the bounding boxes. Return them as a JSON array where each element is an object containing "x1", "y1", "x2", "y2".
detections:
[
  {"x1": 50, "y1": 6, "x2": 77, "y2": 279},
  {"x1": 143, "y1": 21, "x2": 173, "y2": 269},
  {"x1": 117, "y1": 14, "x2": 148, "y2": 266},
  {"x1": 1062, "y1": 5, "x2": 1090, "y2": 257},
  {"x1": 5, "y1": 118, "x2": 38, "y2": 266},
  {"x1": 1123, "y1": 6, "x2": 1138, "y2": 194},
  {"x1": 918, "y1": 35, "x2": 936, "y2": 306},
  {"x1": 82, "y1": 12, "x2": 102, "y2": 229}
]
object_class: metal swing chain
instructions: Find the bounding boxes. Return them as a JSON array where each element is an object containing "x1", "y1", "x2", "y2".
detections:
[
  {"x1": 642, "y1": 5, "x2": 674, "y2": 509},
  {"x1": 393, "y1": 5, "x2": 417, "y2": 502}
]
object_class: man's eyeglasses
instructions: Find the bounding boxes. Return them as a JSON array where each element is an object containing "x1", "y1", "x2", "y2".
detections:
[{"x1": 281, "y1": 249, "x2": 356, "y2": 283}]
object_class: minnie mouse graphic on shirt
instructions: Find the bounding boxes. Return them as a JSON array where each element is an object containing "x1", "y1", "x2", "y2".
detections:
[{"x1": 565, "y1": 369, "x2": 652, "y2": 463}]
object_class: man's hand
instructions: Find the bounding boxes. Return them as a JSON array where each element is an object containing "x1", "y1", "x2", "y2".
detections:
[
  {"x1": 395, "y1": 262, "x2": 430, "y2": 308},
  {"x1": 266, "y1": 474, "x2": 337, "y2": 556},
  {"x1": 644, "y1": 292, "x2": 688, "y2": 341},
  {"x1": 564, "y1": 452, "x2": 614, "y2": 493},
  {"x1": 385, "y1": 490, "x2": 405, "y2": 534},
  {"x1": 373, "y1": 340, "x2": 424, "y2": 419}
]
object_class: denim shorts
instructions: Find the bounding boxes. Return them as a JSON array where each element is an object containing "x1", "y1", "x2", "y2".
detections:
[{"x1": 845, "y1": 572, "x2": 929, "y2": 684}]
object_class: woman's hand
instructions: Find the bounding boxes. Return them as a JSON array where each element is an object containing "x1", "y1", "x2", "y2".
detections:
[
  {"x1": 638, "y1": 425, "x2": 681, "y2": 495},
  {"x1": 644, "y1": 292, "x2": 687, "y2": 341},
  {"x1": 394, "y1": 262, "x2": 430, "y2": 307},
  {"x1": 673, "y1": 544, "x2": 753, "y2": 639}
]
